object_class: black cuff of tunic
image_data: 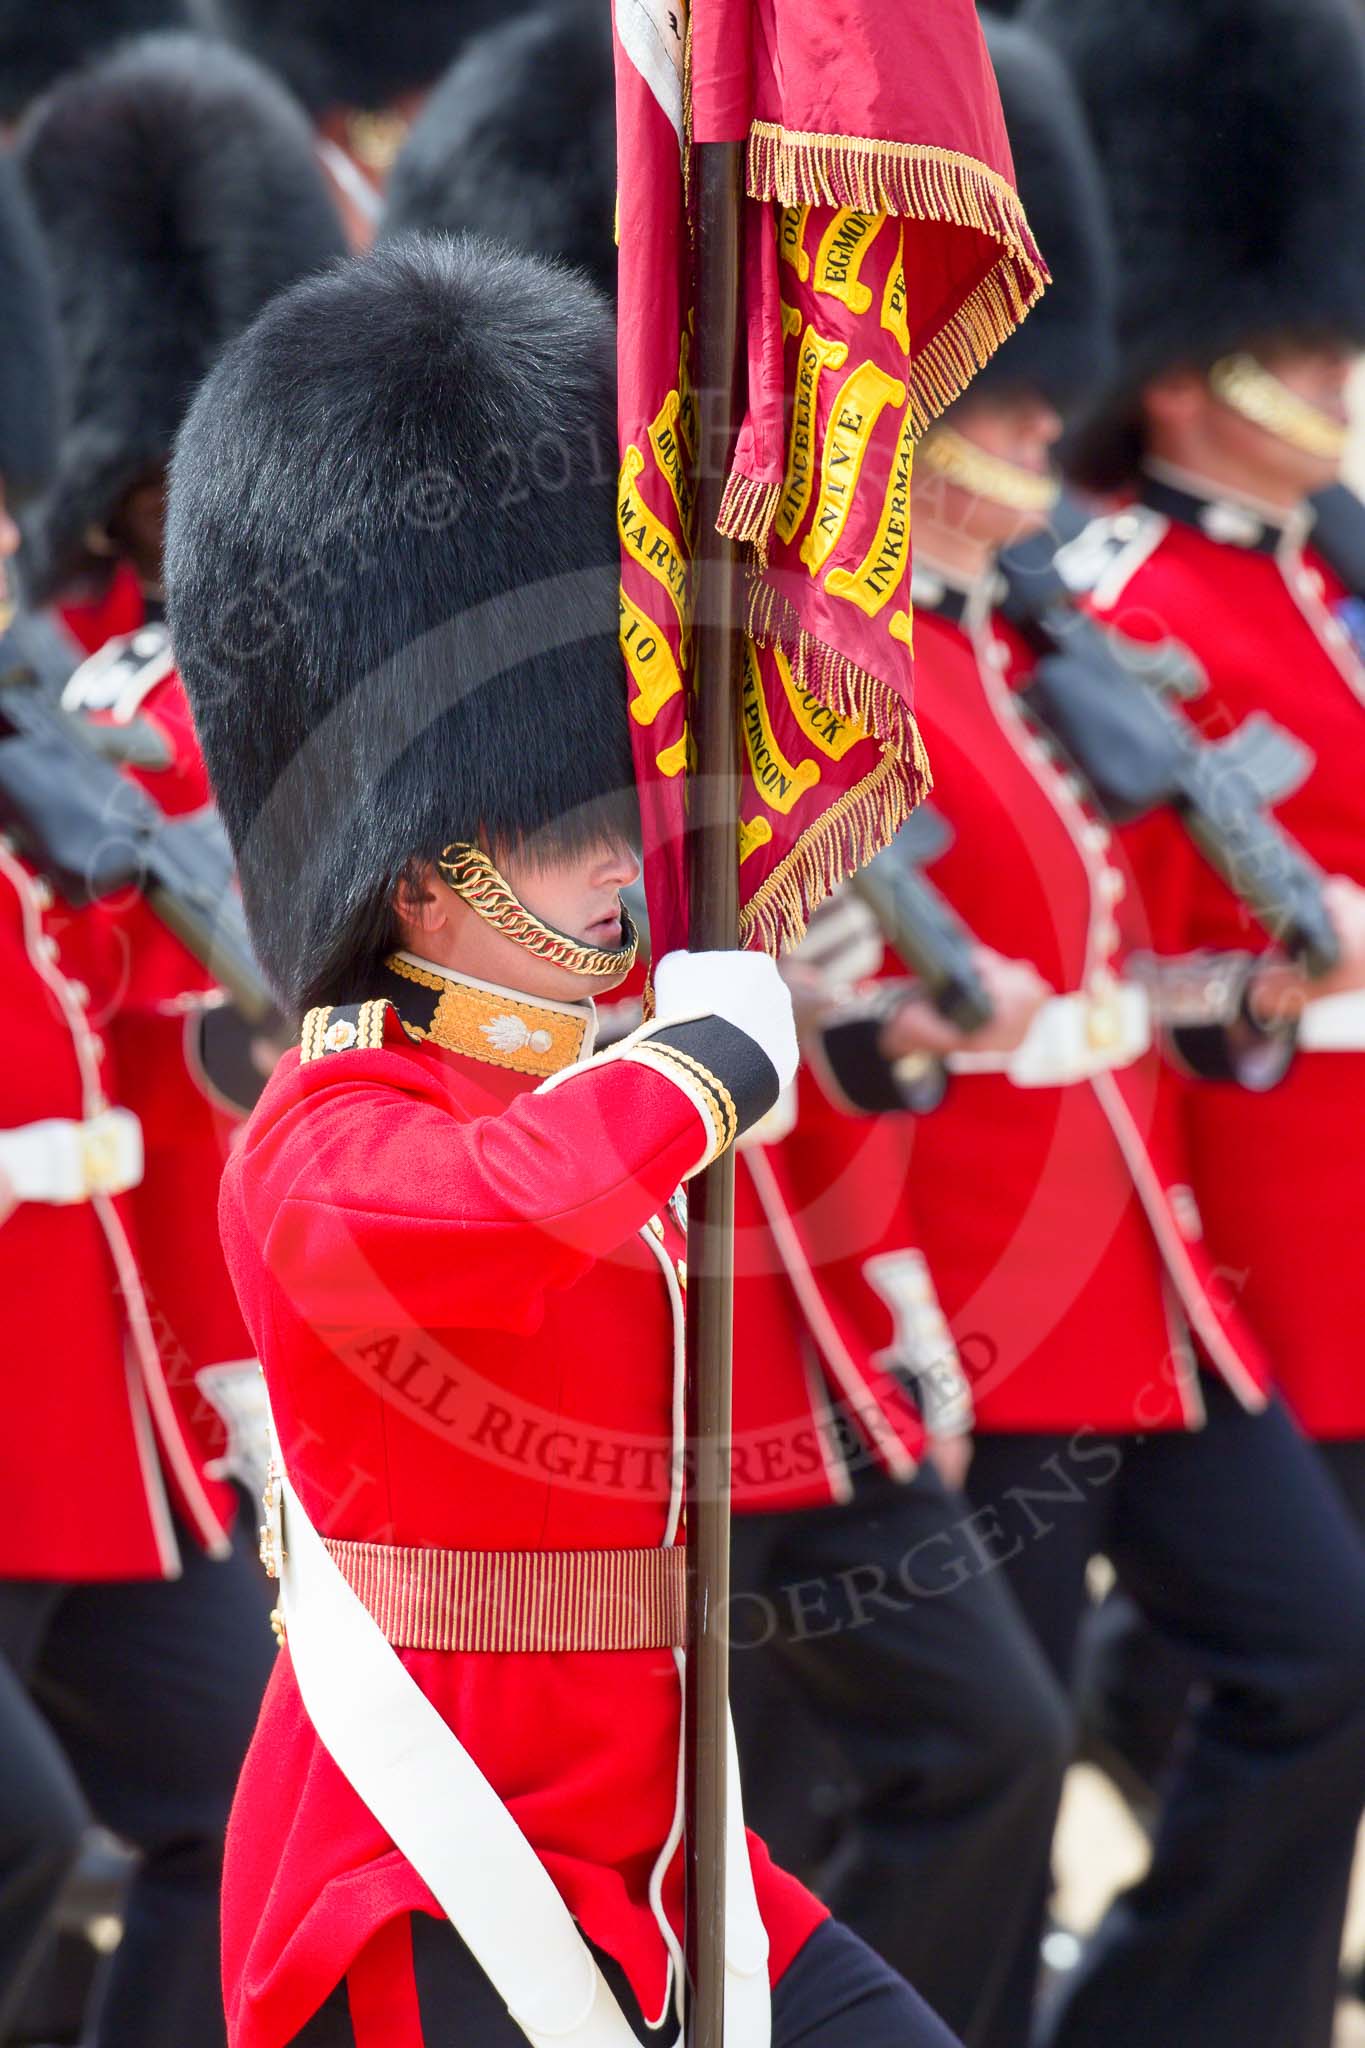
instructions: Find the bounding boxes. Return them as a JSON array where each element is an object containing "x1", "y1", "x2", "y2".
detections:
[
  {"x1": 817, "y1": 1014, "x2": 946, "y2": 1116},
  {"x1": 635, "y1": 1014, "x2": 781, "y2": 1157}
]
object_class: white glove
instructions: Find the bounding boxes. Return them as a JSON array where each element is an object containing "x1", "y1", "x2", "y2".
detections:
[{"x1": 653, "y1": 949, "x2": 800, "y2": 1090}]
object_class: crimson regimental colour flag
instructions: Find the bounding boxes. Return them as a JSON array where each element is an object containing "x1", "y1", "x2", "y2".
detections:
[{"x1": 614, "y1": 0, "x2": 1047, "y2": 957}]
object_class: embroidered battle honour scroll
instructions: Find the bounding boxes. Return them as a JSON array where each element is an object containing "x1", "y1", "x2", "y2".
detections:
[{"x1": 613, "y1": 0, "x2": 1048, "y2": 959}]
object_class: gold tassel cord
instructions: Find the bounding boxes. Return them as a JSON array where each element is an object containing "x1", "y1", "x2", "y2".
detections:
[
  {"x1": 437, "y1": 844, "x2": 639, "y2": 980},
  {"x1": 1208, "y1": 355, "x2": 1348, "y2": 463},
  {"x1": 918, "y1": 425, "x2": 1060, "y2": 513}
]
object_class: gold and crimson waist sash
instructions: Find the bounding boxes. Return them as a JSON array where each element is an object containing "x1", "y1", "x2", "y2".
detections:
[{"x1": 320, "y1": 1536, "x2": 687, "y2": 1654}]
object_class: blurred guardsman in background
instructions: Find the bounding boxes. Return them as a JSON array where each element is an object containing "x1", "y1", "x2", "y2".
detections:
[
  {"x1": 0, "y1": 0, "x2": 189, "y2": 131},
  {"x1": 196, "y1": 0, "x2": 515, "y2": 245},
  {"x1": 0, "y1": 152, "x2": 268, "y2": 2048},
  {"x1": 801, "y1": 5, "x2": 1365, "y2": 2042},
  {"x1": 1031, "y1": 0, "x2": 1365, "y2": 1531},
  {"x1": 0, "y1": 43, "x2": 342, "y2": 2040},
  {"x1": 382, "y1": 0, "x2": 615, "y2": 298},
  {"x1": 165, "y1": 230, "x2": 969, "y2": 2048},
  {"x1": 14, "y1": 30, "x2": 345, "y2": 1510},
  {"x1": 1025, "y1": 0, "x2": 1365, "y2": 1880}
]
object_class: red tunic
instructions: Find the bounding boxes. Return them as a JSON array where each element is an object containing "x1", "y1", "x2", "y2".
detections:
[
  {"x1": 731, "y1": 1076, "x2": 929, "y2": 1513},
  {"x1": 64, "y1": 622, "x2": 258, "y2": 1513},
  {"x1": 218, "y1": 993, "x2": 823, "y2": 2048},
  {"x1": 0, "y1": 842, "x2": 233, "y2": 1577},
  {"x1": 1088, "y1": 488, "x2": 1365, "y2": 1439},
  {"x1": 903, "y1": 584, "x2": 1270, "y2": 1434}
]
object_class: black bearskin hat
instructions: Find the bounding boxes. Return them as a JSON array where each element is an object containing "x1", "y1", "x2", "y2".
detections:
[
  {"x1": 967, "y1": 14, "x2": 1115, "y2": 410},
  {"x1": 0, "y1": 160, "x2": 59, "y2": 511},
  {"x1": 165, "y1": 237, "x2": 635, "y2": 1017},
  {"x1": 18, "y1": 33, "x2": 345, "y2": 603},
  {"x1": 383, "y1": 2, "x2": 616, "y2": 299},
  {"x1": 1026, "y1": 0, "x2": 1365, "y2": 485},
  {"x1": 0, "y1": 0, "x2": 190, "y2": 123},
  {"x1": 191, "y1": 0, "x2": 510, "y2": 114}
]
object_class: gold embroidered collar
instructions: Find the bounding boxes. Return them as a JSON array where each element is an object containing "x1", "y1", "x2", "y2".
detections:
[{"x1": 375, "y1": 953, "x2": 596, "y2": 1077}]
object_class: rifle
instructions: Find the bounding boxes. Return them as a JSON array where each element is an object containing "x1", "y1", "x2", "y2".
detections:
[
  {"x1": 0, "y1": 660, "x2": 276, "y2": 1024},
  {"x1": 997, "y1": 523, "x2": 1340, "y2": 976},
  {"x1": 849, "y1": 809, "x2": 994, "y2": 1031}
]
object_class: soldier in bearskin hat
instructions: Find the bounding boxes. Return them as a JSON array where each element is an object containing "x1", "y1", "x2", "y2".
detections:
[
  {"x1": 9, "y1": 23, "x2": 344, "y2": 1567},
  {"x1": 378, "y1": 22, "x2": 1081, "y2": 2047},
  {"x1": 1026, "y1": 0, "x2": 1365, "y2": 1514},
  {"x1": 0, "y1": 147, "x2": 275, "y2": 2046},
  {"x1": 0, "y1": 49, "x2": 345, "y2": 2040},
  {"x1": 1017, "y1": 1, "x2": 1365, "y2": 2018},
  {"x1": 0, "y1": 157, "x2": 57, "y2": 605},
  {"x1": 0, "y1": 0, "x2": 190, "y2": 126},
  {"x1": 195, "y1": 0, "x2": 522, "y2": 243},
  {"x1": 17, "y1": 30, "x2": 345, "y2": 616},
  {"x1": 163, "y1": 229, "x2": 983, "y2": 2046},
  {"x1": 382, "y1": 0, "x2": 616, "y2": 298},
  {"x1": 800, "y1": 4, "x2": 1365, "y2": 2043}
]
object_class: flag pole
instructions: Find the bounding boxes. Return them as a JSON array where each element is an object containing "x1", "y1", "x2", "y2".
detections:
[{"x1": 684, "y1": 136, "x2": 745, "y2": 2048}]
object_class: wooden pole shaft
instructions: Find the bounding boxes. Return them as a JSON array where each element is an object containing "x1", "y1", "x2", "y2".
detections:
[{"x1": 683, "y1": 136, "x2": 745, "y2": 2048}]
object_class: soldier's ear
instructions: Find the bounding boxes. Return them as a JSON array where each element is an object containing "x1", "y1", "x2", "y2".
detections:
[
  {"x1": 392, "y1": 861, "x2": 444, "y2": 941},
  {"x1": 1140, "y1": 367, "x2": 1208, "y2": 433}
]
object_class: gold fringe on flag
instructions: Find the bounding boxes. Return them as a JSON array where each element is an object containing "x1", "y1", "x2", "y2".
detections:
[
  {"x1": 739, "y1": 741, "x2": 930, "y2": 955},
  {"x1": 738, "y1": 573, "x2": 933, "y2": 953},
  {"x1": 746, "y1": 120, "x2": 1049, "y2": 433},
  {"x1": 715, "y1": 471, "x2": 782, "y2": 548},
  {"x1": 744, "y1": 576, "x2": 909, "y2": 729}
]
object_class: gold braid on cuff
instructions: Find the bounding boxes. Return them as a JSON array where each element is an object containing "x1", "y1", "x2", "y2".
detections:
[
  {"x1": 438, "y1": 843, "x2": 639, "y2": 981},
  {"x1": 1208, "y1": 355, "x2": 1348, "y2": 462},
  {"x1": 919, "y1": 426, "x2": 1061, "y2": 514}
]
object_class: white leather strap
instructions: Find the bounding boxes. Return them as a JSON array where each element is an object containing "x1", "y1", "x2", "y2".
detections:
[
  {"x1": 269, "y1": 1433, "x2": 770, "y2": 2046},
  {"x1": 0, "y1": 1108, "x2": 143, "y2": 1205},
  {"x1": 947, "y1": 982, "x2": 1151, "y2": 1088},
  {"x1": 1299, "y1": 989, "x2": 1365, "y2": 1051}
]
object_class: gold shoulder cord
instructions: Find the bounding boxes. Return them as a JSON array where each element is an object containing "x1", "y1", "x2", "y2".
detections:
[{"x1": 438, "y1": 843, "x2": 639, "y2": 981}]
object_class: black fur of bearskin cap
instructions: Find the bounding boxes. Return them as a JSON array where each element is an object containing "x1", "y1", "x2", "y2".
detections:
[
  {"x1": 190, "y1": 0, "x2": 508, "y2": 113},
  {"x1": 0, "y1": 0, "x2": 190, "y2": 122},
  {"x1": 383, "y1": 2, "x2": 616, "y2": 299},
  {"x1": 968, "y1": 13, "x2": 1115, "y2": 412},
  {"x1": 17, "y1": 32, "x2": 346, "y2": 602},
  {"x1": 165, "y1": 235, "x2": 636, "y2": 1017},
  {"x1": 0, "y1": 159, "x2": 59, "y2": 510},
  {"x1": 1026, "y1": 0, "x2": 1365, "y2": 486}
]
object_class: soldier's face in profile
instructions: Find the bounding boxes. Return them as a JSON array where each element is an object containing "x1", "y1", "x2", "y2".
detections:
[
  {"x1": 917, "y1": 390, "x2": 1064, "y2": 550},
  {"x1": 395, "y1": 836, "x2": 641, "y2": 1003},
  {"x1": 1144, "y1": 341, "x2": 1356, "y2": 505}
]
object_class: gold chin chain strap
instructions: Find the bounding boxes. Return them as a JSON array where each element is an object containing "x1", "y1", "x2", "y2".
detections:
[
  {"x1": 919, "y1": 426, "x2": 1062, "y2": 514},
  {"x1": 437, "y1": 843, "x2": 639, "y2": 981},
  {"x1": 1208, "y1": 355, "x2": 1348, "y2": 462}
]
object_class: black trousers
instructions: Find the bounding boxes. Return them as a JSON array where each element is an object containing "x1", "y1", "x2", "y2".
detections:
[
  {"x1": 728, "y1": 1465, "x2": 1072, "y2": 2048},
  {"x1": 296, "y1": 1913, "x2": 964, "y2": 2048},
  {"x1": 1077, "y1": 1433, "x2": 1365, "y2": 1801},
  {"x1": 966, "y1": 1386, "x2": 1365, "y2": 2048},
  {"x1": 0, "y1": 1512, "x2": 273, "y2": 2048}
]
